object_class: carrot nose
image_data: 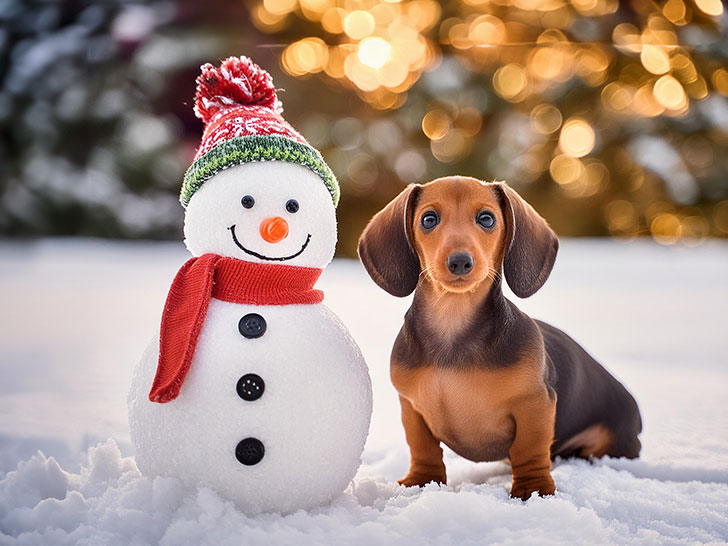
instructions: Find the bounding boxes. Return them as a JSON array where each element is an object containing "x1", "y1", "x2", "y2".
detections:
[{"x1": 259, "y1": 216, "x2": 289, "y2": 243}]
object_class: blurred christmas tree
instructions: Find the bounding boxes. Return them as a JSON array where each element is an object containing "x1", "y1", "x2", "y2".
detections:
[
  {"x1": 1, "y1": 0, "x2": 727, "y2": 253},
  {"x1": 0, "y1": 0, "x2": 251, "y2": 239}
]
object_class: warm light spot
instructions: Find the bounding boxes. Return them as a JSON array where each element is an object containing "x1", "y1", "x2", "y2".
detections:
[
  {"x1": 541, "y1": 6, "x2": 574, "y2": 29},
  {"x1": 550, "y1": 154, "x2": 584, "y2": 185},
  {"x1": 711, "y1": 68, "x2": 728, "y2": 96},
  {"x1": 371, "y1": 3, "x2": 397, "y2": 25},
  {"x1": 299, "y1": 0, "x2": 328, "y2": 21},
  {"x1": 449, "y1": 23, "x2": 472, "y2": 49},
  {"x1": 632, "y1": 84, "x2": 665, "y2": 117},
  {"x1": 612, "y1": 23, "x2": 641, "y2": 53},
  {"x1": 252, "y1": 4, "x2": 289, "y2": 31},
  {"x1": 357, "y1": 37, "x2": 392, "y2": 69},
  {"x1": 651, "y1": 213, "x2": 681, "y2": 245},
  {"x1": 536, "y1": 28, "x2": 568, "y2": 44},
  {"x1": 422, "y1": 109, "x2": 451, "y2": 140},
  {"x1": 530, "y1": 104, "x2": 562, "y2": 134},
  {"x1": 572, "y1": 0, "x2": 598, "y2": 13},
  {"x1": 645, "y1": 201, "x2": 674, "y2": 222},
  {"x1": 619, "y1": 63, "x2": 646, "y2": 85},
  {"x1": 363, "y1": 88, "x2": 406, "y2": 111},
  {"x1": 653, "y1": 75, "x2": 687, "y2": 110},
  {"x1": 321, "y1": 7, "x2": 345, "y2": 34},
  {"x1": 282, "y1": 37, "x2": 328, "y2": 76},
  {"x1": 323, "y1": 45, "x2": 347, "y2": 79},
  {"x1": 640, "y1": 45, "x2": 670, "y2": 75},
  {"x1": 694, "y1": 0, "x2": 723, "y2": 16},
  {"x1": 559, "y1": 118, "x2": 595, "y2": 158},
  {"x1": 556, "y1": 158, "x2": 606, "y2": 199},
  {"x1": 469, "y1": 15, "x2": 506, "y2": 45},
  {"x1": 662, "y1": 0, "x2": 686, "y2": 23},
  {"x1": 582, "y1": 160, "x2": 609, "y2": 197},
  {"x1": 343, "y1": 10, "x2": 376, "y2": 40},
  {"x1": 671, "y1": 54, "x2": 698, "y2": 84},
  {"x1": 378, "y1": 59, "x2": 409, "y2": 88},
  {"x1": 263, "y1": 0, "x2": 297, "y2": 16},
  {"x1": 686, "y1": 76, "x2": 708, "y2": 99},
  {"x1": 645, "y1": 16, "x2": 678, "y2": 46},
  {"x1": 344, "y1": 54, "x2": 379, "y2": 91},
  {"x1": 530, "y1": 47, "x2": 570, "y2": 81},
  {"x1": 388, "y1": 23, "x2": 426, "y2": 66},
  {"x1": 455, "y1": 107, "x2": 483, "y2": 137},
  {"x1": 575, "y1": 47, "x2": 611, "y2": 86},
  {"x1": 493, "y1": 64, "x2": 528, "y2": 101},
  {"x1": 405, "y1": 0, "x2": 441, "y2": 31},
  {"x1": 601, "y1": 82, "x2": 632, "y2": 111}
]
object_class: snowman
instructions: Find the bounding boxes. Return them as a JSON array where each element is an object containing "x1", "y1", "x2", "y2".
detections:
[{"x1": 128, "y1": 56, "x2": 372, "y2": 515}]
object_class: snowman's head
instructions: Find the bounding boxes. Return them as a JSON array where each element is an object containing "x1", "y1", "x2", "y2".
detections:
[{"x1": 183, "y1": 161, "x2": 337, "y2": 269}]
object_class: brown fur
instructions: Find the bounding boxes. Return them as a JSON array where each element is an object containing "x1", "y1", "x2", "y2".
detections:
[
  {"x1": 557, "y1": 425, "x2": 613, "y2": 459},
  {"x1": 358, "y1": 176, "x2": 642, "y2": 500}
]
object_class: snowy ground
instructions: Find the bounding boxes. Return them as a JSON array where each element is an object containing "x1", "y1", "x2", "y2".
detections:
[{"x1": 1, "y1": 238, "x2": 727, "y2": 545}]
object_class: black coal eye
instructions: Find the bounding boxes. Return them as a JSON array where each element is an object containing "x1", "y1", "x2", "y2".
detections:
[
  {"x1": 421, "y1": 210, "x2": 439, "y2": 230},
  {"x1": 286, "y1": 199, "x2": 299, "y2": 213},
  {"x1": 477, "y1": 211, "x2": 496, "y2": 229},
  {"x1": 241, "y1": 195, "x2": 255, "y2": 209}
]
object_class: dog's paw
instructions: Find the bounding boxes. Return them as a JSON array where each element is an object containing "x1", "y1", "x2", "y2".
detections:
[
  {"x1": 510, "y1": 474, "x2": 555, "y2": 500},
  {"x1": 398, "y1": 473, "x2": 446, "y2": 488}
]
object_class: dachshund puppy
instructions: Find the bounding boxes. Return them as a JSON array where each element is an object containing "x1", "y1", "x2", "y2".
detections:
[{"x1": 358, "y1": 176, "x2": 641, "y2": 500}]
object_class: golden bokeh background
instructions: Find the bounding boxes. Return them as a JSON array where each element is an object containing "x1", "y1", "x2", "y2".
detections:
[{"x1": 1, "y1": 0, "x2": 727, "y2": 255}]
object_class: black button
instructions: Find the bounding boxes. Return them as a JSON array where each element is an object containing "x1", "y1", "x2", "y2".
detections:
[
  {"x1": 237, "y1": 374, "x2": 265, "y2": 401},
  {"x1": 235, "y1": 437, "x2": 264, "y2": 466},
  {"x1": 238, "y1": 313, "x2": 266, "y2": 339}
]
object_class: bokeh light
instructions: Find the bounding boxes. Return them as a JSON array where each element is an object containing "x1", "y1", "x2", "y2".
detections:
[
  {"x1": 2, "y1": 0, "x2": 727, "y2": 249},
  {"x1": 559, "y1": 119, "x2": 595, "y2": 158},
  {"x1": 493, "y1": 64, "x2": 528, "y2": 102},
  {"x1": 653, "y1": 75, "x2": 688, "y2": 111},
  {"x1": 357, "y1": 37, "x2": 392, "y2": 69}
]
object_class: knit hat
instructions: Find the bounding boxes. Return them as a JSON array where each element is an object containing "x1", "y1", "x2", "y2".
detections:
[{"x1": 181, "y1": 56, "x2": 339, "y2": 208}]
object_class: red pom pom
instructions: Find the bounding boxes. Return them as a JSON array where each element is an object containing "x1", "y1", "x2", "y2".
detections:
[{"x1": 193, "y1": 56, "x2": 282, "y2": 123}]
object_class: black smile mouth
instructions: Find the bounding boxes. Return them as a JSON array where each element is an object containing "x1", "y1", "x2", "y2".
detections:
[{"x1": 228, "y1": 225, "x2": 311, "y2": 261}]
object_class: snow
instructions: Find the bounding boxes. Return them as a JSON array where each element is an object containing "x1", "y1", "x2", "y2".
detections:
[{"x1": 1, "y1": 238, "x2": 727, "y2": 545}]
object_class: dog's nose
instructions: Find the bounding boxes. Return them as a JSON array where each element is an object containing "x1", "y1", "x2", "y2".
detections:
[{"x1": 447, "y1": 253, "x2": 474, "y2": 276}]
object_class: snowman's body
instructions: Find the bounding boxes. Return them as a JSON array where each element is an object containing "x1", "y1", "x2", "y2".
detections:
[
  {"x1": 129, "y1": 299, "x2": 370, "y2": 514},
  {"x1": 129, "y1": 161, "x2": 372, "y2": 514}
]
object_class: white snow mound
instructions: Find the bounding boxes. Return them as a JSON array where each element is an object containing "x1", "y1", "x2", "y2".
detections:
[{"x1": 1, "y1": 440, "x2": 727, "y2": 545}]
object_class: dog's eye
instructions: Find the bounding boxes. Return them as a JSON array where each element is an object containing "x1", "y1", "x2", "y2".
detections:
[
  {"x1": 421, "y1": 211, "x2": 440, "y2": 230},
  {"x1": 477, "y1": 211, "x2": 496, "y2": 229},
  {"x1": 241, "y1": 195, "x2": 255, "y2": 209},
  {"x1": 286, "y1": 199, "x2": 299, "y2": 213}
]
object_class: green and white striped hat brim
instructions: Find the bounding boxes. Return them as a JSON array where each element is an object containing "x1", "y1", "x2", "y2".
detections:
[{"x1": 181, "y1": 134, "x2": 340, "y2": 208}]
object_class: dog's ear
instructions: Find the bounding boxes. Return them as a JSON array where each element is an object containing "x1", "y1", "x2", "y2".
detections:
[
  {"x1": 493, "y1": 182, "x2": 558, "y2": 298},
  {"x1": 358, "y1": 184, "x2": 421, "y2": 297}
]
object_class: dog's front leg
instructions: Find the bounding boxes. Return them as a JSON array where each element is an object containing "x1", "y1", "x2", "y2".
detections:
[
  {"x1": 398, "y1": 395, "x2": 447, "y2": 487},
  {"x1": 508, "y1": 389, "x2": 557, "y2": 500}
]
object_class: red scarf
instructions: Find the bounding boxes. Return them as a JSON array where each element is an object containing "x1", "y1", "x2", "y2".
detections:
[{"x1": 149, "y1": 253, "x2": 323, "y2": 403}]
